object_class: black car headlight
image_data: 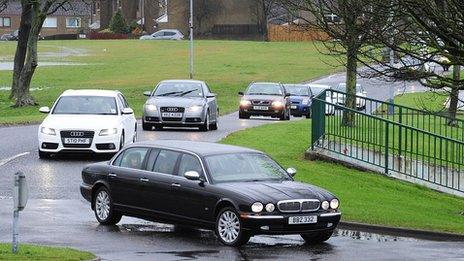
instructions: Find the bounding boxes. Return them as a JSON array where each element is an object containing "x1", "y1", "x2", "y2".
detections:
[
  {"x1": 265, "y1": 203, "x2": 275, "y2": 213},
  {"x1": 330, "y1": 199, "x2": 339, "y2": 209},
  {"x1": 251, "y1": 202, "x2": 263, "y2": 213},
  {"x1": 321, "y1": 201, "x2": 330, "y2": 210}
]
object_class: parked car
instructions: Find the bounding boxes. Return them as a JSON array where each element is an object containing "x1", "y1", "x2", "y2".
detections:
[
  {"x1": 139, "y1": 29, "x2": 184, "y2": 40},
  {"x1": 308, "y1": 84, "x2": 335, "y2": 115},
  {"x1": 142, "y1": 80, "x2": 219, "y2": 131},
  {"x1": 332, "y1": 83, "x2": 367, "y2": 110},
  {"x1": 80, "y1": 140, "x2": 341, "y2": 246},
  {"x1": 239, "y1": 82, "x2": 291, "y2": 120},
  {"x1": 0, "y1": 30, "x2": 18, "y2": 41},
  {"x1": 284, "y1": 84, "x2": 313, "y2": 118},
  {"x1": 37, "y1": 90, "x2": 137, "y2": 159}
]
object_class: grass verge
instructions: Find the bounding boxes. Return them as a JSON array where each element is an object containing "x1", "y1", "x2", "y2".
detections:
[
  {"x1": 0, "y1": 40, "x2": 341, "y2": 125},
  {"x1": 221, "y1": 119, "x2": 464, "y2": 234},
  {"x1": 0, "y1": 243, "x2": 95, "y2": 260}
]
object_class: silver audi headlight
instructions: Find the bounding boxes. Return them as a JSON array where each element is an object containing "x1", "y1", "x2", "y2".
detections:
[
  {"x1": 99, "y1": 128, "x2": 118, "y2": 136},
  {"x1": 321, "y1": 201, "x2": 330, "y2": 210},
  {"x1": 187, "y1": 105, "x2": 203, "y2": 113},
  {"x1": 330, "y1": 199, "x2": 339, "y2": 209},
  {"x1": 251, "y1": 202, "x2": 263, "y2": 213},
  {"x1": 265, "y1": 203, "x2": 275, "y2": 213},
  {"x1": 41, "y1": 127, "x2": 56, "y2": 136},
  {"x1": 145, "y1": 104, "x2": 157, "y2": 111}
]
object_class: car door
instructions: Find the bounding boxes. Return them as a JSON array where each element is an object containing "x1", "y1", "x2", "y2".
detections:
[
  {"x1": 205, "y1": 84, "x2": 218, "y2": 122},
  {"x1": 170, "y1": 153, "x2": 213, "y2": 222},
  {"x1": 108, "y1": 147, "x2": 150, "y2": 210},
  {"x1": 117, "y1": 94, "x2": 135, "y2": 144},
  {"x1": 147, "y1": 149, "x2": 182, "y2": 215}
]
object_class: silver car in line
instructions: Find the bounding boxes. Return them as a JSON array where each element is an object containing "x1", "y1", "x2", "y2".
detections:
[{"x1": 143, "y1": 80, "x2": 219, "y2": 131}]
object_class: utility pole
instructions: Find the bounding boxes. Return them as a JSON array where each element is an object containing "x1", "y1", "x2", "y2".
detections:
[{"x1": 189, "y1": 0, "x2": 194, "y2": 79}]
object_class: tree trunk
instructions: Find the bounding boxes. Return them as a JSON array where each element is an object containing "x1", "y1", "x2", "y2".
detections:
[
  {"x1": 13, "y1": 3, "x2": 44, "y2": 107},
  {"x1": 10, "y1": 0, "x2": 32, "y2": 100},
  {"x1": 342, "y1": 46, "x2": 358, "y2": 127},
  {"x1": 100, "y1": 0, "x2": 114, "y2": 29},
  {"x1": 121, "y1": 0, "x2": 137, "y2": 23},
  {"x1": 144, "y1": 0, "x2": 160, "y2": 33},
  {"x1": 447, "y1": 65, "x2": 461, "y2": 127}
]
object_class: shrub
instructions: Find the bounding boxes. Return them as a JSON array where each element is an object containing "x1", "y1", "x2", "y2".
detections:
[{"x1": 109, "y1": 11, "x2": 129, "y2": 34}]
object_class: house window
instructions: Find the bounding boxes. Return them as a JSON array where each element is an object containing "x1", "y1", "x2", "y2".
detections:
[
  {"x1": 324, "y1": 13, "x2": 341, "y2": 24},
  {"x1": 0, "y1": 17, "x2": 11, "y2": 27},
  {"x1": 43, "y1": 17, "x2": 57, "y2": 28},
  {"x1": 66, "y1": 17, "x2": 81, "y2": 28}
]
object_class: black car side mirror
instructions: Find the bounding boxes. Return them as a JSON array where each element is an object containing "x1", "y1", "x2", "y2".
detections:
[{"x1": 238, "y1": 92, "x2": 244, "y2": 96}]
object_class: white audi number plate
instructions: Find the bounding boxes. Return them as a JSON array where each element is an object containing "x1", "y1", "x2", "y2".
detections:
[
  {"x1": 162, "y1": 112, "x2": 183, "y2": 118},
  {"x1": 64, "y1": 138, "x2": 91, "y2": 144},
  {"x1": 253, "y1": 106, "x2": 269, "y2": 111},
  {"x1": 288, "y1": 215, "x2": 317, "y2": 225}
]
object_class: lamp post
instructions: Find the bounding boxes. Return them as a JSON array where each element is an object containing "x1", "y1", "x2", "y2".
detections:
[{"x1": 189, "y1": 0, "x2": 194, "y2": 79}]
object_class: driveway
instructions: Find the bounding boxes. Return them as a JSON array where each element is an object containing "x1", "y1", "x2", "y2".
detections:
[{"x1": 1, "y1": 73, "x2": 462, "y2": 260}]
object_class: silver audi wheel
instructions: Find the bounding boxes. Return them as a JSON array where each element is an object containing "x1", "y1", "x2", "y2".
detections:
[
  {"x1": 96, "y1": 190, "x2": 110, "y2": 221},
  {"x1": 218, "y1": 210, "x2": 240, "y2": 243}
]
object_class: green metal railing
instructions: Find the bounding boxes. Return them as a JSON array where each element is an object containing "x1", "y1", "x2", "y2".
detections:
[{"x1": 311, "y1": 89, "x2": 464, "y2": 193}]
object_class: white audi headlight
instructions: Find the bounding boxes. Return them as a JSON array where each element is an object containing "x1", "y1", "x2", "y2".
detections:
[
  {"x1": 187, "y1": 105, "x2": 203, "y2": 113},
  {"x1": 321, "y1": 201, "x2": 330, "y2": 210},
  {"x1": 265, "y1": 203, "x2": 275, "y2": 213},
  {"x1": 251, "y1": 202, "x2": 263, "y2": 213},
  {"x1": 41, "y1": 127, "x2": 56, "y2": 136},
  {"x1": 330, "y1": 199, "x2": 339, "y2": 209},
  {"x1": 145, "y1": 104, "x2": 157, "y2": 111},
  {"x1": 99, "y1": 128, "x2": 118, "y2": 136}
]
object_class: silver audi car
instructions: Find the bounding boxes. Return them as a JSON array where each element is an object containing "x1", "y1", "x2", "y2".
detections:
[{"x1": 142, "y1": 80, "x2": 219, "y2": 131}]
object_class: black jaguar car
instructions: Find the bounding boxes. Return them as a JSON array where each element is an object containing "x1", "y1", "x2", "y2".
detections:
[{"x1": 80, "y1": 140, "x2": 341, "y2": 246}]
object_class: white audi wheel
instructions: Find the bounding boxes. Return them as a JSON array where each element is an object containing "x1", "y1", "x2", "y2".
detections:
[
  {"x1": 218, "y1": 210, "x2": 240, "y2": 243},
  {"x1": 96, "y1": 190, "x2": 110, "y2": 221}
]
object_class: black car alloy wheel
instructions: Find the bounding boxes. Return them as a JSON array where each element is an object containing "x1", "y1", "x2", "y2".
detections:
[
  {"x1": 93, "y1": 187, "x2": 122, "y2": 225},
  {"x1": 215, "y1": 207, "x2": 250, "y2": 246}
]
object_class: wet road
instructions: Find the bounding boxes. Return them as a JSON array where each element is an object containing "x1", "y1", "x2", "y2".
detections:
[
  {"x1": 1, "y1": 72, "x2": 460, "y2": 260},
  {"x1": 1, "y1": 199, "x2": 463, "y2": 261}
]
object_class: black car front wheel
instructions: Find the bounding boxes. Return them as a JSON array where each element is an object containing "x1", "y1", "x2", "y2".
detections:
[
  {"x1": 215, "y1": 207, "x2": 250, "y2": 246},
  {"x1": 93, "y1": 187, "x2": 122, "y2": 225},
  {"x1": 300, "y1": 230, "x2": 333, "y2": 245}
]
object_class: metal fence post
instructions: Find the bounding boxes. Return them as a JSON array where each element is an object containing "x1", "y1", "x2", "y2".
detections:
[
  {"x1": 385, "y1": 122, "x2": 390, "y2": 174},
  {"x1": 398, "y1": 107, "x2": 403, "y2": 157}
]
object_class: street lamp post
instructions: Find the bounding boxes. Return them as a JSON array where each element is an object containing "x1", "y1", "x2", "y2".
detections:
[{"x1": 189, "y1": 0, "x2": 194, "y2": 79}]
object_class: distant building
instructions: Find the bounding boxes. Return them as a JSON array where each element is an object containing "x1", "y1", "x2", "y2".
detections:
[{"x1": 0, "y1": 0, "x2": 92, "y2": 38}]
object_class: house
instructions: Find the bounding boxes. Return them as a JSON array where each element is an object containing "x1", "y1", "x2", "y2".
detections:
[{"x1": 0, "y1": 0, "x2": 92, "y2": 38}]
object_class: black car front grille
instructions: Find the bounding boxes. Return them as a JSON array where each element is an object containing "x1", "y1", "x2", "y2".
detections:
[
  {"x1": 162, "y1": 117, "x2": 183, "y2": 122},
  {"x1": 278, "y1": 200, "x2": 320, "y2": 213},
  {"x1": 251, "y1": 100, "x2": 272, "y2": 106},
  {"x1": 160, "y1": 107, "x2": 186, "y2": 113}
]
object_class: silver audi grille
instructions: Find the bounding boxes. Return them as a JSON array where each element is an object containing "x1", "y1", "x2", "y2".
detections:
[{"x1": 277, "y1": 199, "x2": 320, "y2": 213}]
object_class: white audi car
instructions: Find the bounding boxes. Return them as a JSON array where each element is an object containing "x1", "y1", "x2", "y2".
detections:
[{"x1": 37, "y1": 90, "x2": 137, "y2": 158}]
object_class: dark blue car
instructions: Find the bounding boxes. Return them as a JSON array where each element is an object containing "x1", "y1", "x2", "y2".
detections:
[{"x1": 284, "y1": 84, "x2": 314, "y2": 118}]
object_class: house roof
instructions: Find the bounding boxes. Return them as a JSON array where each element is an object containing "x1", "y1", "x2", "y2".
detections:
[{"x1": 1, "y1": 0, "x2": 91, "y2": 16}]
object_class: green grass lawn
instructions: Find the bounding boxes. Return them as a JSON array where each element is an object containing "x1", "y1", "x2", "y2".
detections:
[
  {"x1": 0, "y1": 40, "x2": 341, "y2": 125},
  {"x1": 221, "y1": 119, "x2": 464, "y2": 234},
  {"x1": 0, "y1": 243, "x2": 95, "y2": 260}
]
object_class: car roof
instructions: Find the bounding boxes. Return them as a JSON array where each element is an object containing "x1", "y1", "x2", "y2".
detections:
[
  {"x1": 159, "y1": 79, "x2": 205, "y2": 84},
  {"x1": 130, "y1": 140, "x2": 262, "y2": 157},
  {"x1": 251, "y1": 82, "x2": 281, "y2": 85},
  {"x1": 307, "y1": 84, "x2": 330, "y2": 89},
  {"x1": 60, "y1": 89, "x2": 120, "y2": 97}
]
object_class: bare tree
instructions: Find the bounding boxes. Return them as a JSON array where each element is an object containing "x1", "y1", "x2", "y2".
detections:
[
  {"x1": 144, "y1": 0, "x2": 160, "y2": 33},
  {"x1": 253, "y1": 0, "x2": 279, "y2": 41},
  {"x1": 282, "y1": 0, "x2": 388, "y2": 126},
  {"x1": 359, "y1": 0, "x2": 464, "y2": 125},
  {"x1": 10, "y1": 0, "x2": 83, "y2": 107},
  {"x1": 193, "y1": 0, "x2": 222, "y2": 35}
]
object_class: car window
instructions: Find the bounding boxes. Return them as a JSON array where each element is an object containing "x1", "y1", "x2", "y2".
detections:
[
  {"x1": 164, "y1": 31, "x2": 176, "y2": 36},
  {"x1": 153, "y1": 32, "x2": 162, "y2": 37},
  {"x1": 118, "y1": 148, "x2": 149, "y2": 170},
  {"x1": 246, "y1": 83, "x2": 283, "y2": 96},
  {"x1": 178, "y1": 154, "x2": 203, "y2": 177},
  {"x1": 152, "y1": 150, "x2": 181, "y2": 174},
  {"x1": 144, "y1": 149, "x2": 160, "y2": 171},
  {"x1": 118, "y1": 94, "x2": 129, "y2": 108}
]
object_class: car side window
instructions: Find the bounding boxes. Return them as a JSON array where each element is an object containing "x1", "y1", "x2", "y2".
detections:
[
  {"x1": 152, "y1": 149, "x2": 181, "y2": 175},
  {"x1": 144, "y1": 148, "x2": 160, "y2": 171},
  {"x1": 165, "y1": 31, "x2": 176, "y2": 36},
  {"x1": 117, "y1": 94, "x2": 128, "y2": 109},
  {"x1": 178, "y1": 153, "x2": 203, "y2": 177},
  {"x1": 118, "y1": 148, "x2": 149, "y2": 170}
]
